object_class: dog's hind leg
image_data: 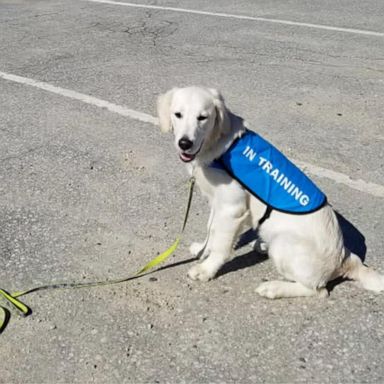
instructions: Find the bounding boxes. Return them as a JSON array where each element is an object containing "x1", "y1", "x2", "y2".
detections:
[
  {"x1": 256, "y1": 280, "x2": 328, "y2": 299},
  {"x1": 256, "y1": 233, "x2": 333, "y2": 299},
  {"x1": 188, "y1": 209, "x2": 249, "y2": 282}
]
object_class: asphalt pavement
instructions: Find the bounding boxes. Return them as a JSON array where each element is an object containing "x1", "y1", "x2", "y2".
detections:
[{"x1": 0, "y1": 1, "x2": 383, "y2": 383}]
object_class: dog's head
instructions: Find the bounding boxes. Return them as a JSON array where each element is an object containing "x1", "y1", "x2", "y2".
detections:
[{"x1": 157, "y1": 86, "x2": 230, "y2": 163}]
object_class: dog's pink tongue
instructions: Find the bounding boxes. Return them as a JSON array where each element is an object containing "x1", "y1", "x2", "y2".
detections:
[{"x1": 180, "y1": 152, "x2": 194, "y2": 162}]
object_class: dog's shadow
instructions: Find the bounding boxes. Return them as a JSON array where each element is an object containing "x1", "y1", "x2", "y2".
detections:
[
  {"x1": 335, "y1": 211, "x2": 367, "y2": 262},
  {"x1": 216, "y1": 228, "x2": 267, "y2": 278},
  {"x1": 327, "y1": 211, "x2": 367, "y2": 291},
  {"x1": 217, "y1": 211, "x2": 367, "y2": 288}
]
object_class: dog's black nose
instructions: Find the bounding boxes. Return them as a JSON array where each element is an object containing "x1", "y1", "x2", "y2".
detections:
[{"x1": 178, "y1": 137, "x2": 193, "y2": 151}]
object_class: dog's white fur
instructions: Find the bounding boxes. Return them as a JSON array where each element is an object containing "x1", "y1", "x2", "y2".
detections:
[{"x1": 157, "y1": 86, "x2": 384, "y2": 298}]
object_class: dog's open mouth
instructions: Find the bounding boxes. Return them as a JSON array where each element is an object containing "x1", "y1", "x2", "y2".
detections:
[
  {"x1": 179, "y1": 152, "x2": 196, "y2": 162},
  {"x1": 179, "y1": 140, "x2": 204, "y2": 163}
]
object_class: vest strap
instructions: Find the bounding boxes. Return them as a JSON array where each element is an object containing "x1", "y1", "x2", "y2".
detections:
[{"x1": 258, "y1": 205, "x2": 273, "y2": 226}]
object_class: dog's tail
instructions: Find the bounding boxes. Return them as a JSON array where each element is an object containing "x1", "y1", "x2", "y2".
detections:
[{"x1": 341, "y1": 249, "x2": 384, "y2": 292}]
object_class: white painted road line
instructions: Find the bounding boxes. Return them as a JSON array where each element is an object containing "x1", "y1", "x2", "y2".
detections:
[
  {"x1": 1, "y1": 70, "x2": 384, "y2": 198},
  {"x1": 84, "y1": 0, "x2": 384, "y2": 38},
  {"x1": 294, "y1": 160, "x2": 384, "y2": 199},
  {"x1": 0, "y1": 71, "x2": 158, "y2": 126}
]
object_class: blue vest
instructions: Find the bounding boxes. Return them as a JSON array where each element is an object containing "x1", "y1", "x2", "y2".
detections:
[{"x1": 211, "y1": 130, "x2": 326, "y2": 214}]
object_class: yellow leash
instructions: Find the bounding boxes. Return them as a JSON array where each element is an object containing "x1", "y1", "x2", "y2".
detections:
[{"x1": 0, "y1": 177, "x2": 195, "y2": 334}]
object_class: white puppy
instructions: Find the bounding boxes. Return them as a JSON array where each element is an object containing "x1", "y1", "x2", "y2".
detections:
[{"x1": 157, "y1": 86, "x2": 384, "y2": 299}]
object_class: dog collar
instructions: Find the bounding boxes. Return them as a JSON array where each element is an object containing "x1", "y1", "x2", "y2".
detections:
[{"x1": 211, "y1": 129, "x2": 326, "y2": 214}]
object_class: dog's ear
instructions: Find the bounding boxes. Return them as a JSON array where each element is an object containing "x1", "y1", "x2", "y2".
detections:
[
  {"x1": 209, "y1": 88, "x2": 231, "y2": 134},
  {"x1": 157, "y1": 88, "x2": 178, "y2": 133}
]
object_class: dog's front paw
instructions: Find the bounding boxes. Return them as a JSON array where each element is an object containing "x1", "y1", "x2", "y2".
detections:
[{"x1": 188, "y1": 263, "x2": 215, "y2": 282}]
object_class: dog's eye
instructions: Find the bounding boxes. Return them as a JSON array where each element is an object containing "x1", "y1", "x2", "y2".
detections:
[
  {"x1": 174, "y1": 112, "x2": 182, "y2": 119},
  {"x1": 197, "y1": 115, "x2": 207, "y2": 121}
]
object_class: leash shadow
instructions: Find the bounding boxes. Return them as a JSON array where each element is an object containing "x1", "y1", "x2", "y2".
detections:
[
  {"x1": 156, "y1": 256, "x2": 197, "y2": 273},
  {"x1": 0, "y1": 307, "x2": 11, "y2": 335}
]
